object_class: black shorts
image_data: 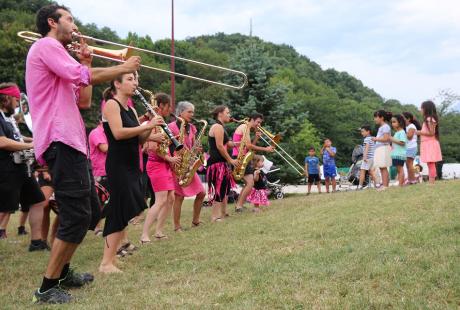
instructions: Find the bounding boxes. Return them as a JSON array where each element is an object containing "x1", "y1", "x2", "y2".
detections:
[
  {"x1": 44, "y1": 142, "x2": 92, "y2": 244},
  {"x1": 307, "y1": 174, "x2": 320, "y2": 184},
  {"x1": 0, "y1": 166, "x2": 45, "y2": 213},
  {"x1": 392, "y1": 159, "x2": 406, "y2": 167}
]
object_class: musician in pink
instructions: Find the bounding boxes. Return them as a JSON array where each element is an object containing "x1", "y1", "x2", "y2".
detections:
[
  {"x1": 168, "y1": 101, "x2": 206, "y2": 231},
  {"x1": 88, "y1": 118, "x2": 108, "y2": 235},
  {"x1": 232, "y1": 113, "x2": 273, "y2": 213},
  {"x1": 140, "y1": 93, "x2": 180, "y2": 243},
  {"x1": 25, "y1": 3, "x2": 140, "y2": 304}
]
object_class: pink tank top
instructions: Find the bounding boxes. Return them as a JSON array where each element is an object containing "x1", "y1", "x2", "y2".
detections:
[{"x1": 232, "y1": 132, "x2": 246, "y2": 157}]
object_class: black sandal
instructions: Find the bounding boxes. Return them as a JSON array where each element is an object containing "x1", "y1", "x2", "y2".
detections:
[
  {"x1": 191, "y1": 221, "x2": 202, "y2": 227},
  {"x1": 121, "y1": 242, "x2": 138, "y2": 252}
]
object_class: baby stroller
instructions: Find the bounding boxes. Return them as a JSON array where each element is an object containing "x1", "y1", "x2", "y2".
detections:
[
  {"x1": 265, "y1": 168, "x2": 284, "y2": 199},
  {"x1": 263, "y1": 157, "x2": 285, "y2": 200},
  {"x1": 340, "y1": 145, "x2": 369, "y2": 190}
]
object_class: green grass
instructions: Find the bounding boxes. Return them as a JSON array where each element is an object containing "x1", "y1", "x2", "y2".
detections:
[{"x1": 1, "y1": 181, "x2": 459, "y2": 309}]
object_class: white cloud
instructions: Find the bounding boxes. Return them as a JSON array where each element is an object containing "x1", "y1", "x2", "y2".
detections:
[{"x1": 390, "y1": 0, "x2": 460, "y2": 31}]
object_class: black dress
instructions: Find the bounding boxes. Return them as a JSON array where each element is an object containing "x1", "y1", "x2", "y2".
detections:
[{"x1": 102, "y1": 99, "x2": 146, "y2": 236}]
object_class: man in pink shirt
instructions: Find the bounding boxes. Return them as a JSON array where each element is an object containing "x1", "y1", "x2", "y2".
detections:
[
  {"x1": 89, "y1": 121, "x2": 108, "y2": 179},
  {"x1": 25, "y1": 4, "x2": 141, "y2": 304}
]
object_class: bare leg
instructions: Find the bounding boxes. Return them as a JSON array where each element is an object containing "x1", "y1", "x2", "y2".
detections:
[
  {"x1": 331, "y1": 178, "x2": 337, "y2": 192},
  {"x1": 0, "y1": 213, "x2": 5, "y2": 227},
  {"x1": 380, "y1": 167, "x2": 389, "y2": 187},
  {"x1": 44, "y1": 238, "x2": 79, "y2": 279},
  {"x1": 28, "y1": 201, "x2": 46, "y2": 241},
  {"x1": 120, "y1": 229, "x2": 129, "y2": 246},
  {"x1": 50, "y1": 217, "x2": 58, "y2": 247},
  {"x1": 358, "y1": 169, "x2": 366, "y2": 187},
  {"x1": 173, "y1": 194, "x2": 184, "y2": 230},
  {"x1": 368, "y1": 169, "x2": 377, "y2": 187},
  {"x1": 40, "y1": 186, "x2": 54, "y2": 242},
  {"x1": 212, "y1": 201, "x2": 223, "y2": 221},
  {"x1": 0, "y1": 213, "x2": 11, "y2": 230},
  {"x1": 325, "y1": 178, "x2": 330, "y2": 193},
  {"x1": 192, "y1": 192, "x2": 205, "y2": 225},
  {"x1": 0, "y1": 212, "x2": 10, "y2": 230},
  {"x1": 221, "y1": 196, "x2": 228, "y2": 218},
  {"x1": 99, "y1": 231, "x2": 123, "y2": 273},
  {"x1": 406, "y1": 158, "x2": 415, "y2": 183},
  {"x1": 398, "y1": 166, "x2": 404, "y2": 186},
  {"x1": 317, "y1": 181, "x2": 322, "y2": 193},
  {"x1": 155, "y1": 191, "x2": 174, "y2": 236},
  {"x1": 19, "y1": 211, "x2": 28, "y2": 227},
  {"x1": 235, "y1": 174, "x2": 254, "y2": 210},
  {"x1": 42, "y1": 207, "x2": 50, "y2": 241},
  {"x1": 141, "y1": 191, "x2": 168, "y2": 241},
  {"x1": 307, "y1": 183, "x2": 312, "y2": 194}
]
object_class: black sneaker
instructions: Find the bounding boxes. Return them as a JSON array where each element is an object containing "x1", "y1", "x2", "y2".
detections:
[
  {"x1": 29, "y1": 240, "x2": 49, "y2": 252},
  {"x1": 59, "y1": 268, "x2": 94, "y2": 288},
  {"x1": 18, "y1": 226, "x2": 28, "y2": 235},
  {"x1": 33, "y1": 287, "x2": 72, "y2": 304}
]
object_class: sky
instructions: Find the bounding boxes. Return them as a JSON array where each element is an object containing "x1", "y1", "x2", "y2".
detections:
[{"x1": 61, "y1": 0, "x2": 460, "y2": 106}]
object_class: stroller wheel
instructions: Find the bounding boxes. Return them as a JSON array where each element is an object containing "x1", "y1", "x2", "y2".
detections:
[{"x1": 275, "y1": 192, "x2": 284, "y2": 200}]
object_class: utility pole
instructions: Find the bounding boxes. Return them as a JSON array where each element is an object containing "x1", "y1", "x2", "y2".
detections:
[{"x1": 171, "y1": 0, "x2": 175, "y2": 111}]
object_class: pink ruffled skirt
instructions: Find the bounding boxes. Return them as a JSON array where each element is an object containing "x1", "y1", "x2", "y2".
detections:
[{"x1": 246, "y1": 189, "x2": 270, "y2": 206}]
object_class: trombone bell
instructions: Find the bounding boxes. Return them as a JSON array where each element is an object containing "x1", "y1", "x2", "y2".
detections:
[{"x1": 258, "y1": 126, "x2": 282, "y2": 145}]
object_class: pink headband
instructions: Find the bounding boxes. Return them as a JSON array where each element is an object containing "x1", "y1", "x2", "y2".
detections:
[{"x1": 0, "y1": 86, "x2": 21, "y2": 99}]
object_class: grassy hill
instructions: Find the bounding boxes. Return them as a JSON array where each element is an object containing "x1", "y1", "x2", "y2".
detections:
[{"x1": 1, "y1": 181, "x2": 459, "y2": 309}]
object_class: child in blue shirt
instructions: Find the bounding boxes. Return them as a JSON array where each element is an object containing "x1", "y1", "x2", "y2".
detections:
[
  {"x1": 304, "y1": 147, "x2": 321, "y2": 195},
  {"x1": 321, "y1": 138, "x2": 337, "y2": 193}
]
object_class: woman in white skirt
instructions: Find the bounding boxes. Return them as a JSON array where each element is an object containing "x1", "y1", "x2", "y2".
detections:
[{"x1": 372, "y1": 110, "x2": 392, "y2": 190}]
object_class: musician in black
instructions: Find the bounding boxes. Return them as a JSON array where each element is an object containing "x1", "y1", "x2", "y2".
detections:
[{"x1": 0, "y1": 83, "x2": 46, "y2": 250}]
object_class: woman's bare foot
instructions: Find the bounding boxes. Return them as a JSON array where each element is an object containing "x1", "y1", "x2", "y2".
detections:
[
  {"x1": 99, "y1": 264, "x2": 122, "y2": 273},
  {"x1": 211, "y1": 217, "x2": 223, "y2": 223}
]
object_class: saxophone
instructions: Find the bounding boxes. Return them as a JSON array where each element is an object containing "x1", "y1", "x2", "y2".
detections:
[
  {"x1": 172, "y1": 116, "x2": 187, "y2": 177},
  {"x1": 177, "y1": 119, "x2": 208, "y2": 187},
  {"x1": 232, "y1": 119, "x2": 254, "y2": 181}
]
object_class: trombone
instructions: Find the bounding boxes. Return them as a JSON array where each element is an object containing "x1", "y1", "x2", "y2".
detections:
[
  {"x1": 17, "y1": 31, "x2": 248, "y2": 90},
  {"x1": 257, "y1": 126, "x2": 305, "y2": 176}
]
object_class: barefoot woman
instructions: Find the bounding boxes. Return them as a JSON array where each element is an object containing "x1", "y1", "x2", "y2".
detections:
[{"x1": 99, "y1": 73, "x2": 162, "y2": 273}]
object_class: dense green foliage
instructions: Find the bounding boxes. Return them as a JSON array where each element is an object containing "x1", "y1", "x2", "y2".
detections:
[{"x1": 1, "y1": 0, "x2": 458, "y2": 181}]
